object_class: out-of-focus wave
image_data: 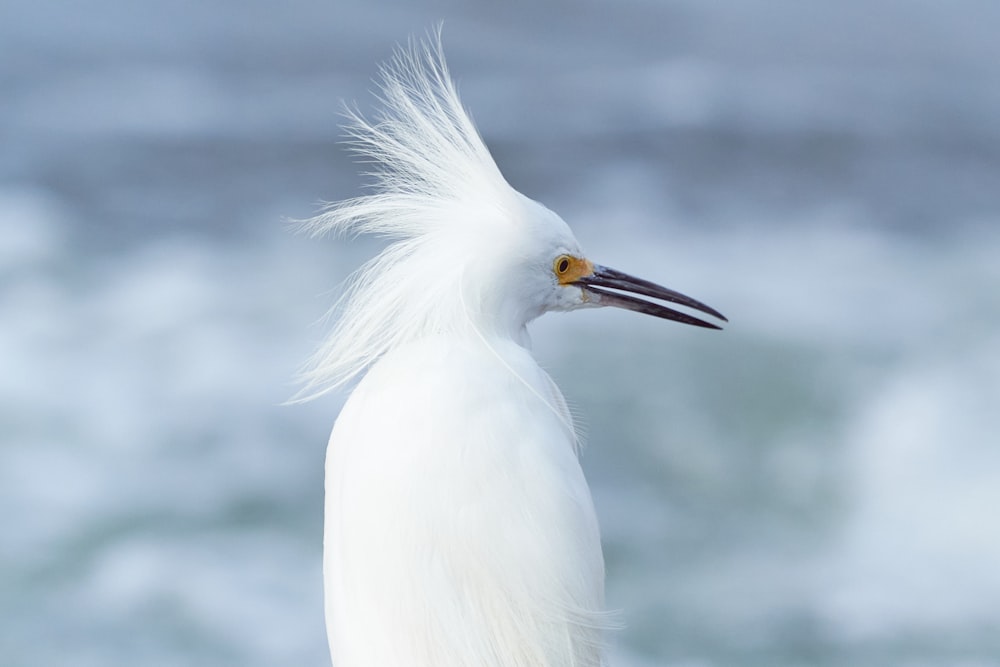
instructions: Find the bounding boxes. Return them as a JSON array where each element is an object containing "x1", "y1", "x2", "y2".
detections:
[{"x1": 3, "y1": 1, "x2": 999, "y2": 665}]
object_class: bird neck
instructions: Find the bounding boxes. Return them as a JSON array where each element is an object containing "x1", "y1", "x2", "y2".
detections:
[{"x1": 457, "y1": 280, "x2": 542, "y2": 351}]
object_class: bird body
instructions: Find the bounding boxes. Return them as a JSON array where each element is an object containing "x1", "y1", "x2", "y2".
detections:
[
  {"x1": 297, "y1": 32, "x2": 725, "y2": 667},
  {"x1": 324, "y1": 335, "x2": 606, "y2": 666}
]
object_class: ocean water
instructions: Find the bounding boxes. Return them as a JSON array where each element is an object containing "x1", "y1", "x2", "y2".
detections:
[{"x1": 3, "y1": 1, "x2": 999, "y2": 666}]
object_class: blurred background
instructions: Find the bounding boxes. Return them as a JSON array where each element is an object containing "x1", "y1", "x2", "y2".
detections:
[{"x1": 3, "y1": 1, "x2": 999, "y2": 665}]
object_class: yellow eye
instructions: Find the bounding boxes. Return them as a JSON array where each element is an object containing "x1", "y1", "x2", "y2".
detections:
[{"x1": 553, "y1": 255, "x2": 594, "y2": 285}]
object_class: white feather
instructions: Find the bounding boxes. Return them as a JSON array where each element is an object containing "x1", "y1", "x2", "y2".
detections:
[
  {"x1": 324, "y1": 336, "x2": 614, "y2": 667},
  {"x1": 301, "y1": 31, "x2": 618, "y2": 667},
  {"x1": 293, "y1": 32, "x2": 532, "y2": 401}
]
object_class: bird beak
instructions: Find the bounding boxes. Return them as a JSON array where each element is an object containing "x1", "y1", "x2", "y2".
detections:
[{"x1": 573, "y1": 265, "x2": 727, "y2": 330}]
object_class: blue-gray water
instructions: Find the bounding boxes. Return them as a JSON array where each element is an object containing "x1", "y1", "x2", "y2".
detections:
[{"x1": 3, "y1": 2, "x2": 999, "y2": 665}]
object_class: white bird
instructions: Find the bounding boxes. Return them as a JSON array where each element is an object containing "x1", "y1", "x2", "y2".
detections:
[{"x1": 296, "y1": 34, "x2": 726, "y2": 667}]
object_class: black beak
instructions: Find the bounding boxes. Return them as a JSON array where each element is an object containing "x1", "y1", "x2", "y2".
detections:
[{"x1": 573, "y1": 265, "x2": 727, "y2": 330}]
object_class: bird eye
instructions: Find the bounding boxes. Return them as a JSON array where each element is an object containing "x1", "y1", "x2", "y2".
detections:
[{"x1": 555, "y1": 256, "x2": 571, "y2": 275}]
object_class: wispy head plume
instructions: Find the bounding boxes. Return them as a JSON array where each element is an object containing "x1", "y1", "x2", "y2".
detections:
[{"x1": 292, "y1": 30, "x2": 519, "y2": 401}]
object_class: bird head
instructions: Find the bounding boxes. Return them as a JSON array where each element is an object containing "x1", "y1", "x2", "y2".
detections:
[
  {"x1": 479, "y1": 194, "x2": 726, "y2": 331},
  {"x1": 292, "y1": 32, "x2": 724, "y2": 401}
]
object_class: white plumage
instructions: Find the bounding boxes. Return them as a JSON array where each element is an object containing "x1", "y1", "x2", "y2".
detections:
[
  {"x1": 324, "y1": 336, "x2": 607, "y2": 666},
  {"x1": 297, "y1": 32, "x2": 725, "y2": 667}
]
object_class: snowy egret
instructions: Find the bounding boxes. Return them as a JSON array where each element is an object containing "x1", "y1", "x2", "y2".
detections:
[{"x1": 296, "y1": 35, "x2": 726, "y2": 667}]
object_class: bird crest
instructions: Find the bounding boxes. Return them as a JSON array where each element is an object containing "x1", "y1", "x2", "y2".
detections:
[{"x1": 293, "y1": 31, "x2": 523, "y2": 401}]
